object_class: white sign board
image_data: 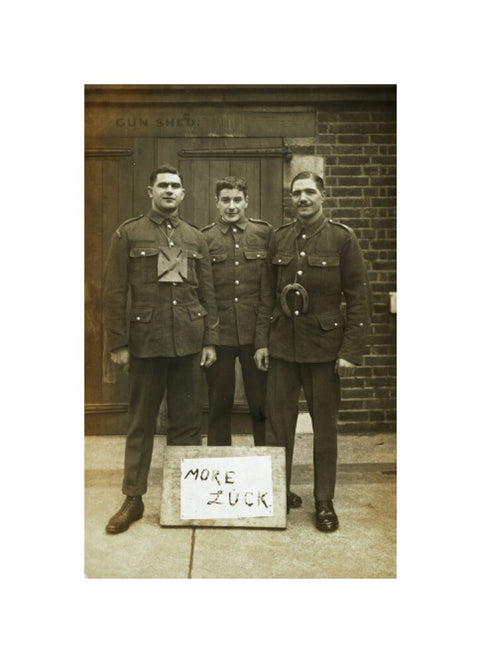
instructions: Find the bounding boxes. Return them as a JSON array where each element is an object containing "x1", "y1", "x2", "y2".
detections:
[
  {"x1": 181, "y1": 455, "x2": 274, "y2": 520},
  {"x1": 160, "y1": 446, "x2": 286, "y2": 529}
]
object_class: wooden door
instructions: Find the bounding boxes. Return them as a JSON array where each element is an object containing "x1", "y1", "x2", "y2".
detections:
[
  {"x1": 157, "y1": 138, "x2": 285, "y2": 228},
  {"x1": 85, "y1": 137, "x2": 287, "y2": 434},
  {"x1": 85, "y1": 147, "x2": 135, "y2": 434}
]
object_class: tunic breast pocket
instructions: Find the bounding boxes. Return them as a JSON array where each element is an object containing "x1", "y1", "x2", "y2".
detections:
[
  {"x1": 129, "y1": 247, "x2": 160, "y2": 284},
  {"x1": 185, "y1": 246, "x2": 204, "y2": 285},
  {"x1": 209, "y1": 251, "x2": 230, "y2": 286},
  {"x1": 272, "y1": 253, "x2": 295, "y2": 287},
  {"x1": 244, "y1": 249, "x2": 267, "y2": 281},
  {"x1": 307, "y1": 255, "x2": 341, "y2": 294}
]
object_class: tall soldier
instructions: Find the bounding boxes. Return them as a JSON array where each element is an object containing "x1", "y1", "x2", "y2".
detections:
[
  {"x1": 202, "y1": 176, "x2": 302, "y2": 511},
  {"x1": 103, "y1": 165, "x2": 219, "y2": 534},
  {"x1": 255, "y1": 171, "x2": 371, "y2": 530}
]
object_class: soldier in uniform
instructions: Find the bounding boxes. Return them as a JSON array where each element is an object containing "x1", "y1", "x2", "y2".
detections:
[
  {"x1": 201, "y1": 176, "x2": 302, "y2": 511},
  {"x1": 255, "y1": 171, "x2": 371, "y2": 530},
  {"x1": 103, "y1": 165, "x2": 219, "y2": 534}
]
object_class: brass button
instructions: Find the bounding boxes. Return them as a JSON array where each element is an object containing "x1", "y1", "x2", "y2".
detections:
[
  {"x1": 297, "y1": 270, "x2": 303, "y2": 276},
  {"x1": 140, "y1": 251, "x2": 146, "y2": 256},
  {"x1": 234, "y1": 297, "x2": 239, "y2": 302},
  {"x1": 235, "y1": 261, "x2": 239, "y2": 266},
  {"x1": 294, "y1": 310, "x2": 300, "y2": 316},
  {"x1": 172, "y1": 300, "x2": 177, "y2": 305},
  {"x1": 322, "y1": 261, "x2": 327, "y2": 266},
  {"x1": 136, "y1": 316, "x2": 141, "y2": 321},
  {"x1": 235, "y1": 280, "x2": 240, "y2": 285},
  {"x1": 235, "y1": 244, "x2": 240, "y2": 249},
  {"x1": 299, "y1": 251, "x2": 306, "y2": 257},
  {"x1": 302, "y1": 234, "x2": 307, "y2": 239}
]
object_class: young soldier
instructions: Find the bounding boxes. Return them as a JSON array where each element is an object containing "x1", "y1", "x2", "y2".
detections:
[{"x1": 202, "y1": 176, "x2": 302, "y2": 512}]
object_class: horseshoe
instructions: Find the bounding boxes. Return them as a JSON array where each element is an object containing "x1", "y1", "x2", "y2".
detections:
[{"x1": 280, "y1": 283, "x2": 309, "y2": 317}]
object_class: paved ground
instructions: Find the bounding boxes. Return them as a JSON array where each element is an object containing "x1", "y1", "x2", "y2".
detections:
[{"x1": 85, "y1": 429, "x2": 396, "y2": 579}]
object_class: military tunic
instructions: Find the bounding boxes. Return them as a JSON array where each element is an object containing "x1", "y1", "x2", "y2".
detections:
[
  {"x1": 257, "y1": 214, "x2": 371, "y2": 502},
  {"x1": 256, "y1": 215, "x2": 370, "y2": 363},
  {"x1": 104, "y1": 208, "x2": 219, "y2": 357},
  {"x1": 201, "y1": 217, "x2": 273, "y2": 345},
  {"x1": 201, "y1": 217, "x2": 274, "y2": 446}
]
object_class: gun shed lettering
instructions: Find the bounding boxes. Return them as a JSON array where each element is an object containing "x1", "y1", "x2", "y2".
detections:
[
  {"x1": 180, "y1": 456, "x2": 274, "y2": 520},
  {"x1": 115, "y1": 114, "x2": 199, "y2": 129}
]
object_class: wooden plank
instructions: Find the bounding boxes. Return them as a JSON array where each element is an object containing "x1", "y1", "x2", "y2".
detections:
[
  {"x1": 85, "y1": 158, "x2": 104, "y2": 403},
  {"x1": 190, "y1": 159, "x2": 210, "y2": 227},
  {"x1": 260, "y1": 156, "x2": 283, "y2": 228},
  {"x1": 134, "y1": 137, "x2": 155, "y2": 214},
  {"x1": 160, "y1": 446, "x2": 286, "y2": 528},
  {"x1": 208, "y1": 158, "x2": 228, "y2": 223}
]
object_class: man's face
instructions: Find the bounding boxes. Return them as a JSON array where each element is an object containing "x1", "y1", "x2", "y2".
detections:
[
  {"x1": 148, "y1": 173, "x2": 185, "y2": 214},
  {"x1": 291, "y1": 177, "x2": 325, "y2": 224},
  {"x1": 216, "y1": 188, "x2": 248, "y2": 223}
]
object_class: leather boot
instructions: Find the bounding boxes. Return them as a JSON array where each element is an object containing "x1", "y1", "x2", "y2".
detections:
[
  {"x1": 105, "y1": 496, "x2": 144, "y2": 534},
  {"x1": 315, "y1": 500, "x2": 338, "y2": 532},
  {"x1": 287, "y1": 491, "x2": 303, "y2": 513}
]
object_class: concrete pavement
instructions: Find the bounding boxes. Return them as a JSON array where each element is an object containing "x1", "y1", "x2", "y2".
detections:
[{"x1": 84, "y1": 426, "x2": 396, "y2": 579}]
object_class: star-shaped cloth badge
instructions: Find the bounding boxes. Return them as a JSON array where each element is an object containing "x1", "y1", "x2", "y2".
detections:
[{"x1": 157, "y1": 246, "x2": 188, "y2": 282}]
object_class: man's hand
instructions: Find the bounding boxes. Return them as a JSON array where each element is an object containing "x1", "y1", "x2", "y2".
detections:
[
  {"x1": 335, "y1": 357, "x2": 356, "y2": 376},
  {"x1": 110, "y1": 347, "x2": 130, "y2": 365},
  {"x1": 200, "y1": 345, "x2": 216, "y2": 368},
  {"x1": 254, "y1": 347, "x2": 269, "y2": 372}
]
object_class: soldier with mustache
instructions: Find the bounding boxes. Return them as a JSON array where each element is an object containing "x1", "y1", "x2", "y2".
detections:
[{"x1": 255, "y1": 171, "x2": 371, "y2": 531}]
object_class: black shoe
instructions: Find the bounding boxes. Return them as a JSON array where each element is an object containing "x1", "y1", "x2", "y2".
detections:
[
  {"x1": 287, "y1": 491, "x2": 303, "y2": 513},
  {"x1": 105, "y1": 496, "x2": 144, "y2": 534},
  {"x1": 315, "y1": 500, "x2": 339, "y2": 533}
]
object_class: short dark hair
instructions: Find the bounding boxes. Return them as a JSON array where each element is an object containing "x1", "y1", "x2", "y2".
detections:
[
  {"x1": 215, "y1": 176, "x2": 248, "y2": 198},
  {"x1": 290, "y1": 171, "x2": 325, "y2": 193},
  {"x1": 149, "y1": 164, "x2": 184, "y2": 187}
]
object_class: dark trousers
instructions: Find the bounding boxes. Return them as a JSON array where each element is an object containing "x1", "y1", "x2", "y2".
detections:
[
  {"x1": 205, "y1": 344, "x2": 267, "y2": 446},
  {"x1": 265, "y1": 358, "x2": 340, "y2": 502},
  {"x1": 122, "y1": 353, "x2": 202, "y2": 496}
]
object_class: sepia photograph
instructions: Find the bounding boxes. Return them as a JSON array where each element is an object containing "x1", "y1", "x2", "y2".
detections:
[
  {"x1": 5, "y1": 2, "x2": 478, "y2": 660},
  {"x1": 84, "y1": 84, "x2": 397, "y2": 578}
]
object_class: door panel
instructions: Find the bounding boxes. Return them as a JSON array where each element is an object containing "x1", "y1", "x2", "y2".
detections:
[
  {"x1": 85, "y1": 148, "x2": 134, "y2": 432},
  {"x1": 86, "y1": 136, "x2": 286, "y2": 433},
  {"x1": 158, "y1": 137, "x2": 284, "y2": 228}
]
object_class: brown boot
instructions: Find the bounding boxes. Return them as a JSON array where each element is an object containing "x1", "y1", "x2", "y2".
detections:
[{"x1": 105, "y1": 496, "x2": 144, "y2": 534}]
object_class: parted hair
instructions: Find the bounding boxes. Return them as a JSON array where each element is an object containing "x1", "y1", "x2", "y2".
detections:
[
  {"x1": 290, "y1": 171, "x2": 325, "y2": 192},
  {"x1": 215, "y1": 176, "x2": 248, "y2": 198}
]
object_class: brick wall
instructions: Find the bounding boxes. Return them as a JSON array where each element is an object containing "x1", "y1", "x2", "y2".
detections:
[{"x1": 285, "y1": 101, "x2": 397, "y2": 432}]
